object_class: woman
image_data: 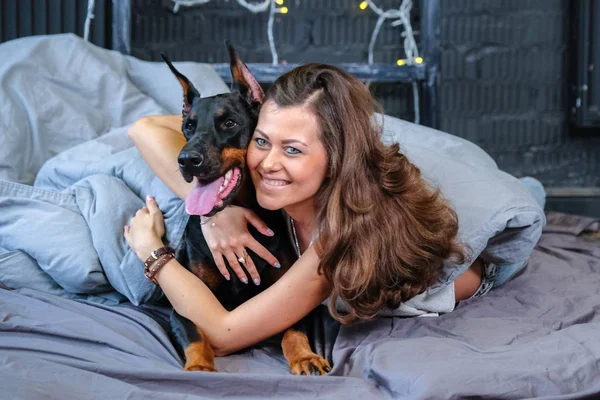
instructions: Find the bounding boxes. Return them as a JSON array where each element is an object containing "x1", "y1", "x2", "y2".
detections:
[{"x1": 125, "y1": 64, "x2": 484, "y2": 357}]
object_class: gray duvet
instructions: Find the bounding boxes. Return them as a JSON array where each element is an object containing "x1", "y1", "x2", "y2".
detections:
[
  {"x1": 2, "y1": 213, "x2": 600, "y2": 399},
  {"x1": 1, "y1": 34, "x2": 599, "y2": 399}
]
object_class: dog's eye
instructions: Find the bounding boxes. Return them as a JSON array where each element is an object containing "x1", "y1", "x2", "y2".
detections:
[
  {"x1": 184, "y1": 120, "x2": 197, "y2": 134},
  {"x1": 223, "y1": 119, "x2": 237, "y2": 129}
]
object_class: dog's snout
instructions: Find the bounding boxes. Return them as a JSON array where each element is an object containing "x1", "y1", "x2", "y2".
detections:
[{"x1": 178, "y1": 151, "x2": 205, "y2": 169}]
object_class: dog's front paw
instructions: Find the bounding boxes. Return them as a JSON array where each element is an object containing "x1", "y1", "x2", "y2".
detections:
[
  {"x1": 183, "y1": 341, "x2": 216, "y2": 372},
  {"x1": 184, "y1": 362, "x2": 217, "y2": 372},
  {"x1": 288, "y1": 354, "x2": 332, "y2": 376}
]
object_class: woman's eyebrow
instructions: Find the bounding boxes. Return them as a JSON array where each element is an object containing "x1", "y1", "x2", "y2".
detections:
[
  {"x1": 282, "y1": 139, "x2": 308, "y2": 147},
  {"x1": 255, "y1": 128, "x2": 269, "y2": 139},
  {"x1": 255, "y1": 129, "x2": 307, "y2": 147}
]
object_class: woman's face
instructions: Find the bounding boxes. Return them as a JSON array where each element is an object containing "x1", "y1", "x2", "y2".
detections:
[{"x1": 247, "y1": 100, "x2": 328, "y2": 214}]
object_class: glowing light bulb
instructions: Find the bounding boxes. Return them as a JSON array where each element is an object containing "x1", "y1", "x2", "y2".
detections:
[
  {"x1": 415, "y1": 57, "x2": 423, "y2": 64},
  {"x1": 359, "y1": 1, "x2": 368, "y2": 10},
  {"x1": 275, "y1": 0, "x2": 284, "y2": 4},
  {"x1": 279, "y1": 6, "x2": 288, "y2": 14},
  {"x1": 396, "y1": 59, "x2": 406, "y2": 66}
]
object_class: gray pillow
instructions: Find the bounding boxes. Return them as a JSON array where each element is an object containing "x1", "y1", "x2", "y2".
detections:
[{"x1": 0, "y1": 33, "x2": 229, "y2": 185}]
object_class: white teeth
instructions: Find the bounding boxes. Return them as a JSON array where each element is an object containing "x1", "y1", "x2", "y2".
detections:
[
  {"x1": 218, "y1": 170, "x2": 234, "y2": 194},
  {"x1": 263, "y1": 178, "x2": 288, "y2": 186}
]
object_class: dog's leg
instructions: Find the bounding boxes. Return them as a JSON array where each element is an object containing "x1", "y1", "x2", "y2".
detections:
[
  {"x1": 183, "y1": 333, "x2": 216, "y2": 372},
  {"x1": 281, "y1": 328, "x2": 332, "y2": 375},
  {"x1": 170, "y1": 311, "x2": 216, "y2": 372}
]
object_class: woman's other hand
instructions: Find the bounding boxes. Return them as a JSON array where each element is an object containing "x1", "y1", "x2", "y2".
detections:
[
  {"x1": 124, "y1": 195, "x2": 166, "y2": 261},
  {"x1": 202, "y1": 206, "x2": 281, "y2": 285}
]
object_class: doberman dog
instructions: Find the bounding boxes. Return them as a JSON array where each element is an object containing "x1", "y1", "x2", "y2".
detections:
[{"x1": 161, "y1": 43, "x2": 331, "y2": 375}]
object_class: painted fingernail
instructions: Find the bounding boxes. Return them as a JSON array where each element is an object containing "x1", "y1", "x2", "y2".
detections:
[
  {"x1": 225, "y1": 274, "x2": 230, "y2": 281},
  {"x1": 266, "y1": 229, "x2": 274, "y2": 236},
  {"x1": 241, "y1": 278, "x2": 248, "y2": 284},
  {"x1": 146, "y1": 194, "x2": 154, "y2": 201},
  {"x1": 253, "y1": 278, "x2": 260, "y2": 286},
  {"x1": 274, "y1": 263, "x2": 281, "y2": 269}
]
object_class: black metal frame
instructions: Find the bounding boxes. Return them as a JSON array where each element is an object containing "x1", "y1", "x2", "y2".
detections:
[
  {"x1": 571, "y1": 0, "x2": 600, "y2": 128},
  {"x1": 211, "y1": 63, "x2": 425, "y2": 83},
  {"x1": 111, "y1": 0, "x2": 440, "y2": 128}
]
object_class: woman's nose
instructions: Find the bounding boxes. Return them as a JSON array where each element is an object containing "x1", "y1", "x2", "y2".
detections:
[{"x1": 261, "y1": 150, "x2": 281, "y2": 171}]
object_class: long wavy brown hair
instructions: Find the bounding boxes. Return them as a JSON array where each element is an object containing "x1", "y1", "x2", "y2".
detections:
[{"x1": 264, "y1": 64, "x2": 467, "y2": 324}]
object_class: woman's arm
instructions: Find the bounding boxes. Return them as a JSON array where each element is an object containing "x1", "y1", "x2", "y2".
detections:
[
  {"x1": 124, "y1": 196, "x2": 328, "y2": 356},
  {"x1": 128, "y1": 115, "x2": 194, "y2": 200},
  {"x1": 128, "y1": 116, "x2": 280, "y2": 283},
  {"x1": 156, "y1": 245, "x2": 330, "y2": 356}
]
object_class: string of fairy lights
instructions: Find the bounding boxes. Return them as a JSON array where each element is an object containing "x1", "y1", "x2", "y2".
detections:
[
  {"x1": 170, "y1": 0, "x2": 421, "y2": 67},
  {"x1": 358, "y1": 0, "x2": 421, "y2": 123},
  {"x1": 83, "y1": 0, "x2": 96, "y2": 41},
  {"x1": 83, "y1": 0, "x2": 422, "y2": 123}
]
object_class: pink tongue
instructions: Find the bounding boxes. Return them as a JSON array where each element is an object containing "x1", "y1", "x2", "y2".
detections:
[{"x1": 185, "y1": 178, "x2": 224, "y2": 216}]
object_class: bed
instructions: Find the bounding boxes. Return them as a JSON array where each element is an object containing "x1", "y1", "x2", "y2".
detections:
[{"x1": 1, "y1": 34, "x2": 600, "y2": 399}]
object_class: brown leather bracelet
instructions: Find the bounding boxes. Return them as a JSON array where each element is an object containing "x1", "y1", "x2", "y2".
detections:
[
  {"x1": 144, "y1": 252, "x2": 175, "y2": 285},
  {"x1": 143, "y1": 245, "x2": 175, "y2": 270}
]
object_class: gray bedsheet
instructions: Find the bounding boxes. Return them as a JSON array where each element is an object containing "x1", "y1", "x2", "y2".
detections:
[{"x1": 2, "y1": 211, "x2": 600, "y2": 399}]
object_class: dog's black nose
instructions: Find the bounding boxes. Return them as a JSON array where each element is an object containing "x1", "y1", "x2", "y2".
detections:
[{"x1": 178, "y1": 151, "x2": 204, "y2": 169}]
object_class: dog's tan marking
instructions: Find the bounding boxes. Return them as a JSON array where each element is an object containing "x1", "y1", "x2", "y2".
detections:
[
  {"x1": 222, "y1": 148, "x2": 247, "y2": 170},
  {"x1": 282, "y1": 329, "x2": 332, "y2": 375},
  {"x1": 231, "y1": 68, "x2": 248, "y2": 91},
  {"x1": 175, "y1": 78, "x2": 194, "y2": 113},
  {"x1": 184, "y1": 329, "x2": 216, "y2": 372}
]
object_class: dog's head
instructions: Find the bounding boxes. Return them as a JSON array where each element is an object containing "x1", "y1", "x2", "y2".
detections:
[{"x1": 162, "y1": 43, "x2": 264, "y2": 217}]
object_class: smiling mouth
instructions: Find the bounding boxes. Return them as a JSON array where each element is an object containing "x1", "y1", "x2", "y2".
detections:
[
  {"x1": 185, "y1": 168, "x2": 242, "y2": 216},
  {"x1": 261, "y1": 177, "x2": 290, "y2": 187},
  {"x1": 257, "y1": 173, "x2": 292, "y2": 191}
]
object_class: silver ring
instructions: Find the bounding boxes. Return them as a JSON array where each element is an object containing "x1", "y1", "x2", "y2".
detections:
[{"x1": 238, "y1": 257, "x2": 245, "y2": 264}]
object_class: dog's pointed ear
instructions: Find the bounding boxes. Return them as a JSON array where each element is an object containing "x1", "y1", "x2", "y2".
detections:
[
  {"x1": 161, "y1": 53, "x2": 201, "y2": 117},
  {"x1": 226, "y1": 42, "x2": 264, "y2": 105}
]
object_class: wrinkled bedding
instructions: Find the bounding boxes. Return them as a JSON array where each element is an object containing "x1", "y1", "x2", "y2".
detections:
[
  {"x1": 0, "y1": 34, "x2": 229, "y2": 305},
  {"x1": 1, "y1": 34, "x2": 599, "y2": 399},
  {"x1": 0, "y1": 34, "x2": 546, "y2": 316},
  {"x1": 2, "y1": 212, "x2": 600, "y2": 399}
]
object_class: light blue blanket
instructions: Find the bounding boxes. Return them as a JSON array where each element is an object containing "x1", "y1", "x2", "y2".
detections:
[{"x1": 0, "y1": 34, "x2": 229, "y2": 304}]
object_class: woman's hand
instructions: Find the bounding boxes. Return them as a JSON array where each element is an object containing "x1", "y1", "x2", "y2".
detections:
[
  {"x1": 202, "y1": 206, "x2": 281, "y2": 285},
  {"x1": 124, "y1": 195, "x2": 166, "y2": 261}
]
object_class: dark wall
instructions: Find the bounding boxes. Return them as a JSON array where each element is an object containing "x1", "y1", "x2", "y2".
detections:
[
  {"x1": 129, "y1": 0, "x2": 416, "y2": 64},
  {"x1": 126, "y1": 0, "x2": 600, "y2": 189},
  {"x1": 0, "y1": 0, "x2": 112, "y2": 48},
  {"x1": 438, "y1": 0, "x2": 600, "y2": 188},
  {"x1": 128, "y1": 0, "x2": 419, "y2": 123},
  {"x1": 2, "y1": 0, "x2": 599, "y2": 192}
]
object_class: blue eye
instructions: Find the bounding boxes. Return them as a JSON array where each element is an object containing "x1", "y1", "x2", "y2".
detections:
[
  {"x1": 255, "y1": 138, "x2": 267, "y2": 147},
  {"x1": 286, "y1": 147, "x2": 301, "y2": 155}
]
